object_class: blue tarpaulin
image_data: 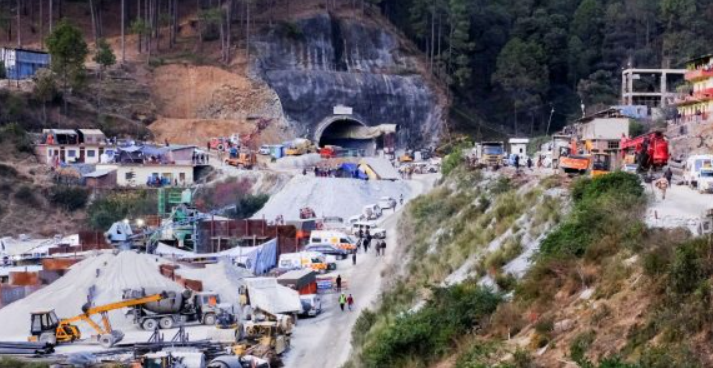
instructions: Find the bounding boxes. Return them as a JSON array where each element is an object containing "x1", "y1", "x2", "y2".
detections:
[{"x1": 1, "y1": 48, "x2": 50, "y2": 80}]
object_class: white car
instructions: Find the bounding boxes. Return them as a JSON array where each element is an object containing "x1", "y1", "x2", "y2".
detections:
[
  {"x1": 351, "y1": 221, "x2": 386, "y2": 239},
  {"x1": 258, "y1": 145, "x2": 270, "y2": 155},
  {"x1": 378, "y1": 196, "x2": 397, "y2": 209}
]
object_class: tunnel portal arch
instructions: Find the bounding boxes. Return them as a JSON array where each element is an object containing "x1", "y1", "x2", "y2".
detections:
[{"x1": 314, "y1": 116, "x2": 378, "y2": 154}]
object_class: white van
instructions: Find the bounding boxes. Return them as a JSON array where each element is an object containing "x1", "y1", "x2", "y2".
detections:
[
  {"x1": 362, "y1": 204, "x2": 382, "y2": 220},
  {"x1": 684, "y1": 155, "x2": 713, "y2": 192},
  {"x1": 309, "y1": 231, "x2": 358, "y2": 253},
  {"x1": 278, "y1": 252, "x2": 328, "y2": 273},
  {"x1": 350, "y1": 221, "x2": 386, "y2": 239}
]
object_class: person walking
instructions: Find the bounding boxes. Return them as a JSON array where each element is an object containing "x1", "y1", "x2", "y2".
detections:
[
  {"x1": 655, "y1": 176, "x2": 669, "y2": 200},
  {"x1": 664, "y1": 167, "x2": 673, "y2": 186},
  {"x1": 527, "y1": 157, "x2": 533, "y2": 170},
  {"x1": 347, "y1": 294, "x2": 354, "y2": 311},
  {"x1": 339, "y1": 293, "x2": 347, "y2": 312},
  {"x1": 352, "y1": 251, "x2": 357, "y2": 266},
  {"x1": 361, "y1": 238, "x2": 367, "y2": 253},
  {"x1": 380, "y1": 240, "x2": 386, "y2": 256},
  {"x1": 336, "y1": 274, "x2": 342, "y2": 292},
  {"x1": 514, "y1": 155, "x2": 520, "y2": 171},
  {"x1": 399, "y1": 193, "x2": 404, "y2": 206}
]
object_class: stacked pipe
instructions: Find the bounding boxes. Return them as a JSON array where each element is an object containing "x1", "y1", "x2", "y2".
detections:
[{"x1": 0, "y1": 341, "x2": 54, "y2": 355}]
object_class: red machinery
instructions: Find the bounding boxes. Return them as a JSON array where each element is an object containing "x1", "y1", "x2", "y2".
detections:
[{"x1": 620, "y1": 131, "x2": 669, "y2": 170}]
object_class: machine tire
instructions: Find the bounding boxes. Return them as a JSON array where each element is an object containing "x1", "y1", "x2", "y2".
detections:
[
  {"x1": 99, "y1": 334, "x2": 115, "y2": 348},
  {"x1": 39, "y1": 332, "x2": 57, "y2": 346},
  {"x1": 142, "y1": 318, "x2": 158, "y2": 331},
  {"x1": 159, "y1": 317, "x2": 174, "y2": 329},
  {"x1": 203, "y1": 313, "x2": 217, "y2": 325}
]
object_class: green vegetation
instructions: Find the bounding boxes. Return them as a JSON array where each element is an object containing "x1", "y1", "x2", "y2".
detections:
[
  {"x1": 87, "y1": 191, "x2": 157, "y2": 230},
  {"x1": 94, "y1": 38, "x2": 117, "y2": 80},
  {"x1": 46, "y1": 20, "x2": 89, "y2": 114},
  {"x1": 0, "y1": 358, "x2": 48, "y2": 368},
  {"x1": 230, "y1": 194, "x2": 269, "y2": 219},
  {"x1": 0, "y1": 123, "x2": 33, "y2": 154},
  {"x1": 359, "y1": 283, "x2": 501, "y2": 368},
  {"x1": 47, "y1": 186, "x2": 89, "y2": 212},
  {"x1": 381, "y1": 0, "x2": 706, "y2": 134},
  {"x1": 13, "y1": 185, "x2": 39, "y2": 206},
  {"x1": 538, "y1": 172, "x2": 645, "y2": 258}
]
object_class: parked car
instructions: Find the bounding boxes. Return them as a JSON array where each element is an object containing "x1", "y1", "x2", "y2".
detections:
[
  {"x1": 258, "y1": 145, "x2": 271, "y2": 155},
  {"x1": 362, "y1": 204, "x2": 383, "y2": 220},
  {"x1": 299, "y1": 294, "x2": 323, "y2": 317},
  {"x1": 304, "y1": 243, "x2": 349, "y2": 260},
  {"x1": 350, "y1": 221, "x2": 386, "y2": 239},
  {"x1": 377, "y1": 196, "x2": 397, "y2": 210}
]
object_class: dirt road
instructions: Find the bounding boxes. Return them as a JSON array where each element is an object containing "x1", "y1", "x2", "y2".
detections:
[
  {"x1": 283, "y1": 174, "x2": 438, "y2": 368},
  {"x1": 646, "y1": 182, "x2": 713, "y2": 234}
]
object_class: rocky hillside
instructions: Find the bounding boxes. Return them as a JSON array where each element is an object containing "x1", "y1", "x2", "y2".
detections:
[{"x1": 346, "y1": 159, "x2": 713, "y2": 368}]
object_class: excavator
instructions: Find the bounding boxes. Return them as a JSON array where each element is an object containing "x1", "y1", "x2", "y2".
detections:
[{"x1": 28, "y1": 293, "x2": 165, "y2": 348}]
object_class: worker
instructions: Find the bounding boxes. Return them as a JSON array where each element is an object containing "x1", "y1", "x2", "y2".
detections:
[
  {"x1": 352, "y1": 252, "x2": 357, "y2": 266},
  {"x1": 400, "y1": 193, "x2": 404, "y2": 206},
  {"x1": 527, "y1": 157, "x2": 533, "y2": 170},
  {"x1": 347, "y1": 294, "x2": 354, "y2": 311},
  {"x1": 339, "y1": 293, "x2": 347, "y2": 312},
  {"x1": 664, "y1": 167, "x2": 673, "y2": 186},
  {"x1": 655, "y1": 177, "x2": 669, "y2": 200},
  {"x1": 336, "y1": 274, "x2": 342, "y2": 292},
  {"x1": 514, "y1": 155, "x2": 520, "y2": 171},
  {"x1": 303, "y1": 168, "x2": 307, "y2": 176}
]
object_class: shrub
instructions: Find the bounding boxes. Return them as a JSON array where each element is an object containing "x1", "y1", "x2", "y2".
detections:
[
  {"x1": 0, "y1": 123, "x2": 34, "y2": 153},
  {"x1": 231, "y1": 194, "x2": 269, "y2": 219},
  {"x1": 361, "y1": 283, "x2": 501, "y2": 367},
  {"x1": 0, "y1": 358, "x2": 48, "y2": 368},
  {"x1": 351, "y1": 309, "x2": 377, "y2": 347},
  {"x1": 570, "y1": 330, "x2": 595, "y2": 364},
  {"x1": 442, "y1": 147, "x2": 464, "y2": 176},
  {"x1": 667, "y1": 239, "x2": 707, "y2": 295},
  {"x1": 47, "y1": 185, "x2": 89, "y2": 211},
  {"x1": 87, "y1": 190, "x2": 156, "y2": 229},
  {"x1": 14, "y1": 185, "x2": 38, "y2": 206}
]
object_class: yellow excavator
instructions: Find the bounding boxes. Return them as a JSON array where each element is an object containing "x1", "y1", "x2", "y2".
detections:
[{"x1": 28, "y1": 293, "x2": 165, "y2": 348}]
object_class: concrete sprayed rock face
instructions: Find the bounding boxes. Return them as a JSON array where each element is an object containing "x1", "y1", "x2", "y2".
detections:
[{"x1": 253, "y1": 13, "x2": 443, "y2": 147}]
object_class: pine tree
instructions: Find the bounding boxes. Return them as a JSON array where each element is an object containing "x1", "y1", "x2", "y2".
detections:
[{"x1": 46, "y1": 20, "x2": 89, "y2": 119}]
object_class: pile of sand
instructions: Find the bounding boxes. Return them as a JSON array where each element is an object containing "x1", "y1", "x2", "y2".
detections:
[{"x1": 0, "y1": 252, "x2": 181, "y2": 340}]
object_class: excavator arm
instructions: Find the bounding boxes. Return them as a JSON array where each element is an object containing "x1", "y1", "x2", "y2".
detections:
[{"x1": 59, "y1": 294, "x2": 165, "y2": 336}]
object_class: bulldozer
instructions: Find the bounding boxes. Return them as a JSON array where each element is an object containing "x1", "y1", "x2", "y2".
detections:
[{"x1": 28, "y1": 293, "x2": 165, "y2": 348}]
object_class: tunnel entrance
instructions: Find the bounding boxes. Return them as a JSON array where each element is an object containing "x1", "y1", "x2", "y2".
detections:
[{"x1": 315, "y1": 117, "x2": 380, "y2": 154}]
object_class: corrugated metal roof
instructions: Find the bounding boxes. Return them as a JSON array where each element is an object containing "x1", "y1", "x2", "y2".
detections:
[
  {"x1": 78, "y1": 129, "x2": 105, "y2": 136},
  {"x1": 83, "y1": 169, "x2": 115, "y2": 178}
]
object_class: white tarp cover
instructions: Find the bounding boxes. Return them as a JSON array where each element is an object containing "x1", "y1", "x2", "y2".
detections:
[
  {"x1": 245, "y1": 277, "x2": 302, "y2": 315},
  {"x1": 359, "y1": 157, "x2": 401, "y2": 180}
]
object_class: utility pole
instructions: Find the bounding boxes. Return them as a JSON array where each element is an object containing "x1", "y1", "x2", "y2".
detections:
[{"x1": 545, "y1": 106, "x2": 555, "y2": 136}]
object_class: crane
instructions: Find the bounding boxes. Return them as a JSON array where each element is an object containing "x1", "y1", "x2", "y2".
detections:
[{"x1": 29, "y1": 293, "x2": 165, "y2": 348}]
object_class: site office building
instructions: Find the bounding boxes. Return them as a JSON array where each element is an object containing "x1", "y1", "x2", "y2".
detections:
[
  {"x1": 97, "y1": 145, "x2": 198, "y2": 187},
  {"x1": 675, "y1": 54, "x2": 713, "y2": 123},
  {"x1": 36, "y1": 129, "x2": 111, "y2": 165},
  {"x1": 572, "y1": 109, "x2": 630, "y2": 167}
]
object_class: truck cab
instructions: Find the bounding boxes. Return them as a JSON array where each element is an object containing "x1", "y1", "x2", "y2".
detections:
[
  {"x1": 684, "y1": 155, "x2": 713, "y2": 192},
  {"x1": 480, "y1": 142, "x2": 506, "y2": 167}
]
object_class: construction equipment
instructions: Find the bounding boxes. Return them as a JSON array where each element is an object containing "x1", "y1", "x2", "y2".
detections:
[
  {"x1": 125, "y1": 289, "x2": 223, "y2": 330},
  {"x1": 550, "y1": 134, "x2": 573, "y2": 168},
  {"x1": 319, "y1": 145, "x2": 342, "y2": 159},
  {"x1": 620, "y1": 131, "x2": 669, "y2": 172},
  {"x1": 285, "y1": 138, "x2": 313, "y2": 156},
  {"x1": 559, "y1": 154, "x2": 591, "y2": 175},
  {"x1": 225, "y1": 150, "x2": 257, "y2": 169},
  {"x1": 480, "y1": 141, "x2": 506, "y2": 167},
  {"x1": 398, "y1": 149, "x2": 414, "y2": 163},
  {"x1": 28, "y1": 293, "x2": 165, "y2": 348},
  {"x1": 590, "y1": 153, "x2": 612, "y2": 177}
]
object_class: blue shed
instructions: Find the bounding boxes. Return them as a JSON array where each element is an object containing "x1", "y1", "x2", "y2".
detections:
[{"x1": 0, "y1": 48, "x2": 51, "y2": 80}]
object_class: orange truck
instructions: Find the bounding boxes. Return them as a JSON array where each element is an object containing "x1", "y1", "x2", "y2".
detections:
[{"x1": 559, "y1": 155, "x2": 591, "y2": 175}]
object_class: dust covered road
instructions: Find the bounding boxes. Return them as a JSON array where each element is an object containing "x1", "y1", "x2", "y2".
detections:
[{"x1": 283, "y1": 174, "x2": 438, "y2": 368}]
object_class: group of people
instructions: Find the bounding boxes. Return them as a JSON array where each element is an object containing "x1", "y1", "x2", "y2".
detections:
[
  {"x1": 356, "y1": 228, "x2": 387, "y2": 257},
  {"x1": 335, "y1": 275, "x2": 355, "y2": 311}
]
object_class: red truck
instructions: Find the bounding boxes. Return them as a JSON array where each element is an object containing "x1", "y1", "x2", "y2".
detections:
[{"x1": 620, "y1": 131, "x2": 669, "y2": 171}]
